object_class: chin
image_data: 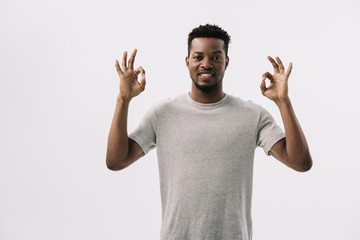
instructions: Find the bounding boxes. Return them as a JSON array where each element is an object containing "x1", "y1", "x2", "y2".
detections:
[{"x1": 193, "y1": 80, "x2": 222, "y2": 93}]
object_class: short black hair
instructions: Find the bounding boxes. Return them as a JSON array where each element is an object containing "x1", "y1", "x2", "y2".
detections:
[{"x1": 187, "y1": 24, "x2": 231, "y2": 57}]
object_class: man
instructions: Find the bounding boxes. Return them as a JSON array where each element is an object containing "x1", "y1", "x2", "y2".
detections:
[{"x1": 106, "y1": 24, "x2": 312, "y2": 240}]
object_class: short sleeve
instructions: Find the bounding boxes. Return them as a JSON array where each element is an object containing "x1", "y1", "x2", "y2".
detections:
[
  {"x1": 256, "y1": 106, "x2": 285, "y2": 156},
  {"x1": 128, "y1": 106, "x2": 157, "y2": 155}
]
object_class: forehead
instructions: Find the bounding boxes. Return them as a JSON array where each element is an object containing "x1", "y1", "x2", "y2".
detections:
[{"x1": 190, "y1": 38, "x2": 225, "y2": 54}]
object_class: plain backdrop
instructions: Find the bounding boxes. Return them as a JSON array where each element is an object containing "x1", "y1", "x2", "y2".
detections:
[{"x1": 1, "y1": 0, "x2": 359, "y2": 239}]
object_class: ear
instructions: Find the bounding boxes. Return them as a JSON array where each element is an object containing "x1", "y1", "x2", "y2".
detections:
[
  {"x1": 225, "y1": 56, "x2": 229, "y2": 70},
  {"x1": 185, "y1": 56, "x2": 189, "y2": 68}
]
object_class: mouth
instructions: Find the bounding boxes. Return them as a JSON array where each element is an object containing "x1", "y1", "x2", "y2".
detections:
[{"x1": 198, "y1": 71, "x2": 215, "y2": 80}]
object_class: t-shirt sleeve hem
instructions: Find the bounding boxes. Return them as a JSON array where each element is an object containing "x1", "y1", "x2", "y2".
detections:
[
  {"x1": 263, "y1": 132, "x2": 286, "y2": 156},
  {"x1": 128, "y1": 134, "x2": 152, "y2": 155}
]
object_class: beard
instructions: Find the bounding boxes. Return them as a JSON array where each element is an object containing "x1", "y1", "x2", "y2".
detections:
[{"x1": 191, "y1": 78, "x2": 223, "y2": 93}]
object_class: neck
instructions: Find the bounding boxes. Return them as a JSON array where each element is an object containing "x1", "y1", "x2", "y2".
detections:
[{"x1": 189, "y1": 84, "x2": 226, "y2": 103}]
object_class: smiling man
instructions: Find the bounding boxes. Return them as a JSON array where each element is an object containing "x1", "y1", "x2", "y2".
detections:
[
  {"x1": 106, "y1": 24, "x2": 312, "y2": 240},
  {"x1": 187, "y1": 37, "x2": 229, "y2": 95}
]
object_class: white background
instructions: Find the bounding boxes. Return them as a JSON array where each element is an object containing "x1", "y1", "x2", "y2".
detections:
[{"x1": 1, "y1": 0, "x2": 359, "y2": 239}]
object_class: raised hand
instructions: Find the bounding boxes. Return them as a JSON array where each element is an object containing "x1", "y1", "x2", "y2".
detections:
[
  {"x1": 260, "y1": 56, "x2": 292, "y2": 103},
  {"x1": 115, "y1": 49, "x2": 146, "y2": 101}
]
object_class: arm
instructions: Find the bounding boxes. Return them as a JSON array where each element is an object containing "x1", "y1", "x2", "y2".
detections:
[
  {"x1": 106, "y1": 49, "x2": 146, "y2": 171},
  {"x1": 260, "y1": 56, "x2": 312, "y2": 172}
]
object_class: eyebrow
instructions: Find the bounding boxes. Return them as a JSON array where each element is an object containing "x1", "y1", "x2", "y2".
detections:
[{"x1": 193, "y1": 50, "x2": 224, "y2": 55}]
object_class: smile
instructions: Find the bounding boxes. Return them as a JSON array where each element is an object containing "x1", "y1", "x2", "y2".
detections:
[{"x1": 198, "y1": 72, "x2": 215, "y2": 77}]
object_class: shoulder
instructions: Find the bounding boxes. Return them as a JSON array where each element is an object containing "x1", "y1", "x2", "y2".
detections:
[
  {"x1": 149, "y1": 93, "x2": 186, "y2": 114},
  {"x1": 227, "y1": 94, "x2": 262, "y2": 113}
]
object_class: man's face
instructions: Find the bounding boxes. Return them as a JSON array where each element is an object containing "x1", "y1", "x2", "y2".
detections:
[{"x1": 186, "y1": 38, "x2": 229, "y2": 93}]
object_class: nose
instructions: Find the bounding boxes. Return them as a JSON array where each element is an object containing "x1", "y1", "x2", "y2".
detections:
[{"x1": 201, "y1": 57, "x2": 212, "y2": 69}]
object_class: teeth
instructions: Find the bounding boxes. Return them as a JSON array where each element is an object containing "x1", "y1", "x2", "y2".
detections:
[{"x1": 201, "y1": 73, "x2": 212, "y2": 77}]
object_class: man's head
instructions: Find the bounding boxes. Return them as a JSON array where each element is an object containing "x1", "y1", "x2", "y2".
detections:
[
  {"x1": 186, "y1": 24, "x2": 231, "y2": 93},
  {"x1": 187, "y1": 24, "x2": 231, "y2": 57}
]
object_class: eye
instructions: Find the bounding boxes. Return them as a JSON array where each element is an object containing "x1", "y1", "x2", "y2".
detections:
[
  {"x1": 213, "y1": 56, "x2": 221, "y2": 61},
  {"x1": 194, "y1": 56, "x2": 202, "y2": 60}
]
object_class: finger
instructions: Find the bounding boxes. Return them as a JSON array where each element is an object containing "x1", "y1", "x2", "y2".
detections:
[
  {"x1": 267, "y1": 56, "x2": 279, "y2": 73},
  {"x1": 122, "y1": 51, "x2": 128, "y2": 70},
  {"x1": 135, "y1": 66, "x2": 146, "y2": 91},
  {"x1": 115, "y1": 60, "x2": 123, "y2": 75},
  {"x1": 262, "y1": 72, "x2": 274, "y2": 82},
  {"x1": 285, "y1": 62, "x2": 293, "y2": 78},
  {"x1": 275, "y1": 56, "x2": 285, "y2": 73},
  {"x1": 135, "y1": 66, "x2": 145, "y2": 76},
  {"x1": 128, "y1": 49, "x2": 137, "y2": 70},
  {"x1": 139, "y1": 73, "x2": 146, "y2": 91},
  {"x1": 260, "y1": 76, "x2": 267, "y2": 95}
]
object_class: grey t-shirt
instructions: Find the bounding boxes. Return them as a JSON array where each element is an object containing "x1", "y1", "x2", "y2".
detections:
[{"x1": 129, "y1": 93, "x2": 285, "y2": 240}]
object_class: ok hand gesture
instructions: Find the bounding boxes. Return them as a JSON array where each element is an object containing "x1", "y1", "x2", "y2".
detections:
[
  {"x1": 260, "y1": 56, "x2": 292, "y2": 104},
  {"x1": 115, "y1": 49, "x2": 146, "y2": 101}
]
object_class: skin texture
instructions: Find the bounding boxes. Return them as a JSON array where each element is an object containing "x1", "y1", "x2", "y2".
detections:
[{"x1": 106, "y1": 39, "x2": 312, "y2": 172}]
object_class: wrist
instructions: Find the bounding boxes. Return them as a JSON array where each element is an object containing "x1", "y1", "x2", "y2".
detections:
[
  {"x1": 117, "y1": 95, "x2": 132, "y2": 104},
  {"x1": 275, "y1": 96, "x2": 291, "y2": 107}
]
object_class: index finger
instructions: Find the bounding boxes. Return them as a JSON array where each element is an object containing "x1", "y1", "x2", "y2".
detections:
[
  {"x1": 267, "y1": 56, "x2": 279, "y2": 73},
  {"x1": 128, "y1": 48, "x2": 137, "y2": 70}
]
